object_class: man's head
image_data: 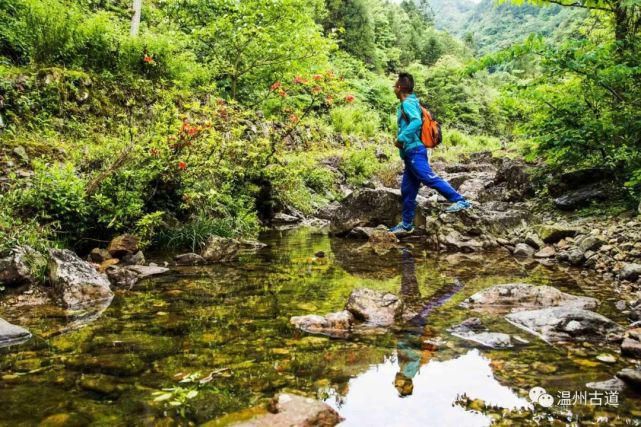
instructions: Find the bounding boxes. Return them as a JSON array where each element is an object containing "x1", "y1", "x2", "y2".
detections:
[{"x1": 394, "y1": 72, "x2": 414, "y2": 100}]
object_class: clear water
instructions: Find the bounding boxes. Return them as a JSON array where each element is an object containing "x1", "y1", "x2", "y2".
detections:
[{"x1": 0, "y1": 228, "x2": 639, "y2": 426}]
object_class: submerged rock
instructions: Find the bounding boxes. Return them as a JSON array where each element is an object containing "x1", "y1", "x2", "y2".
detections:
[
  {"x1": 0, "y1": 245, "x2": 46, "y2": 287},
  {"x1": 106, "y1": 265, "x2": 169, "y2": 288},
  {"x1": 448, "y1": 318, "x2": 513, "y2": 349},
  {"x1": 107, "y1": 234, "x2": 140, "y2": 258},
  {"x1": 201, "y1": 236, "x2": 266, "y2": 262},
  {"x1": 48, "y1": 249, "x2": 113, "y2": 309},
  {"x1": 460, "y1": 283, "x2": 598, "y2": 313},
  {"x1": 64, "y1": 353, "x2": 146, "y2": 377},
  {"x1": 219, "y1": 393, "x2": 343, "y2": 427},
  {"x1": 586, "y1": 377, "x2": 626, "y2": 392},
  {"x1": 345, "y1": 288, "x2": 403, "y2": 326},
  {"x1": 174, "y1": 253, "x2": 206, "y2": 266},
  {"x1": 290, "y1": 310, "x2": 354, "y2": 337},
  {"x1": 505, "y1": 307, "x2": 622, "y2": 343},
  {"x1": 0, "y1": 317, "x2": 31, "y2": 348}
]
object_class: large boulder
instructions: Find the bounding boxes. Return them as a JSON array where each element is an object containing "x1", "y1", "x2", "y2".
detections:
[
  {"x1": 216, "y1": 393, "x2": 343, "y2": 427},
  {"x1": 616, "y1": 368, "x2": 641, "y2": 391},
  {"x1": 107, "y1": 234, "x2": 140, "y2": 258},
  {"x1": 0, "y1": 245, "x2": 46, "y2": 287},
  {"x1": 290, "y1": 310, "x2": 354, "y2": 337},
  {"x1": 328, "y1": 188, "x2": 402, "y2": 235},
  {"x1": 554, "y1": 183, "x2": 609, "y2": 211},
  {"x1": 460, "y1": 283, "x2": 598, "y2": 313},
  {"x1": 0, "y1": 317, "x2": 31, "y2": 348},
  {"x1": 491, "y1": 158, "x2": 534, "y2": 202},
  {"x1": 345, "y1": 288, "x2": 403, "y2": 326},
  {"x1": 106, "y1": 265, "x2": 169, "y2": 288},
  {"x1": 505, "y1": 307, "x2": 622, "y2": 342},
  {"x1": 48, "y1": 249, "x2": 113, "y2": 309}
]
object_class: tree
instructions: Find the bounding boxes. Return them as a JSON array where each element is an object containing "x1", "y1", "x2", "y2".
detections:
[
  {"x1": 174, "y1": 0, "x2": 330, "y2": 100},
  {"x1": 503, "y1": 0, "x2": 641, "y2": 51},
  {"x1": 130, "y1": 0, "x2": 141, "y2": 36}
]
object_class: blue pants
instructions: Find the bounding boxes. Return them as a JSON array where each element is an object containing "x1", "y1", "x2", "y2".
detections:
[{"x1": 401, "y1": 146, "x2": 464, "y2": 225}]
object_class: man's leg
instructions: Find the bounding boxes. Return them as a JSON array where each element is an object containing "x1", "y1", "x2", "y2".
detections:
[
  {"x1": 401, "y1": 165, "x2": 420, "y2": 226},
  {"x1": 407, "y1": 150, "x2": 465, "y2": 203}
]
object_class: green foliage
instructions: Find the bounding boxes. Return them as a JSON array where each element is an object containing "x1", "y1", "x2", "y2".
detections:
[
  {"x1": 330, "y1": 105, "x2": 381, "y2": 137},
  {"x1": 339, "y1": 148, "x2": 382, "y2": 186}
]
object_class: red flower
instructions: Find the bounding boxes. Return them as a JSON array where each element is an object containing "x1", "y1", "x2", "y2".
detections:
[
  {"x1": 278, "y1": 89, "x2": 288, "y2": 97},
  {"x1": 270, "y1": 81, "x2": 282, "y2": 91},
  {"x1": 312, "y1": 74, "x2": 323, "y2": 81},
  {"x1": 293, "y1": 75, "x2": 307, "y2": 84},
  {"x1": 311, "y1": 86, "x2": 322, "y2": 94},
  {"x1": 178, "y1": 161, "x2": 187, "y2": 170},
  {"x1": 289, "y1": 114, "x2": 299, "y2": 123},
  {"x1": 325, "y1": 95, "x2": 334, "y2": 105},
  {"x1": 344, "y1": 94, "x2": 355, "y2": 103},
  {"x1": 143, "y1": 54, "x2": 155, "y2": 64}
]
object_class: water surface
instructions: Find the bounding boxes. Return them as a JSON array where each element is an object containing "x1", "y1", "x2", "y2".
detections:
[{"x1": 0, "y1": 228, "x2": 639, "y2": 426}]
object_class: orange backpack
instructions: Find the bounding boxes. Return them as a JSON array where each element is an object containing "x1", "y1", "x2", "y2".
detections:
[{"x1": 401, "y1": 103, "x2": 443, "y2": 149}]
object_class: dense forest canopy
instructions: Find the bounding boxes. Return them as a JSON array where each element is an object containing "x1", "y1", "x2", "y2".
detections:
[{"x1": 0, "y1": 0, "x2": 640, "y2": 253}]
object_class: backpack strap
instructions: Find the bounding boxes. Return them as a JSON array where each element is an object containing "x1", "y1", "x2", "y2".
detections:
[{"x1": 400, "y1": 103, "x2": 409, "y2": 123}]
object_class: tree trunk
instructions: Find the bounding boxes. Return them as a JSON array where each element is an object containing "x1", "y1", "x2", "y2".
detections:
[{"x1": 131, "y1": 0, "x2": 142, "y2": 36}]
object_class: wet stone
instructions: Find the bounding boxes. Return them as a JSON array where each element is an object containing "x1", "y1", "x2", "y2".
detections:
[
  {"x1": 64, "y1": 353, "x2": 146, "y2": 377},
  {"x1": 0, "y1": 317, "x2": 31, "y2": 348},
  {"x1": 174, "y1": 253, "x2": 206, "y2": 266},
  {"x1": 345, "y1": 288, "x2": 403, "y2": 326},
  {"x1": 460, "y1": 283, "x2": 598, "y2": 313},
  {"x1": 505, "y1": 307, "x2": 622, "y2": 343}
]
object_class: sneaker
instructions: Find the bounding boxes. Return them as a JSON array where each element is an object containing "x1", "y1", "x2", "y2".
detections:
[
  {"x1": 389, "y1": 222, "x2": 414, "y2": 235},
  {"x1": 445, "y1": 200, "x2": 472, "y2": 213}
]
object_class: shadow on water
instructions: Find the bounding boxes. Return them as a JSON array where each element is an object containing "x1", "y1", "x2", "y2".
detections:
[{"x1": 0, "y1": 227, "x2": 639, "y2": 425}]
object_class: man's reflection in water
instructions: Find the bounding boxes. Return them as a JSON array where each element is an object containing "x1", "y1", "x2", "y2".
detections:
[{"x1": 394, "y1": 248, "x2": 464, "y2": 397}]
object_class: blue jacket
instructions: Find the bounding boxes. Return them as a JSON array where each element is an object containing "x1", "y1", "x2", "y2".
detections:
[{"x1": 396, "y1": 93, "x2": 424, "y2": 159}]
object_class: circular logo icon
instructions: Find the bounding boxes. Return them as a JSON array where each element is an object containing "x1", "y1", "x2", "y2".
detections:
[
  {"x1": 529, "y1": 386, "x2": 547, "y2": 403},
  {"x1": 538, "y1": 393, "x2": 554, "y2": 408}
]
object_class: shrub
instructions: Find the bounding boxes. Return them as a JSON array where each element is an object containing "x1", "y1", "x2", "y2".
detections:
[
  {"x1": 339, "y1": 148, "x2": 381, "y2": 186},
  {"x1": 330, "y1": 105, "x2": 380, "y2": 137}
]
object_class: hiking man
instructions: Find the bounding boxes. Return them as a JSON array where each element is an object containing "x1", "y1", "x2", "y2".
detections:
[{"x1": 389, "y1": 72, "x2": 471, "y2": 235}]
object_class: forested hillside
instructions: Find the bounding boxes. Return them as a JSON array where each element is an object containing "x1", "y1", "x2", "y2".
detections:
[{"x1": 1, "y1": 0, "x2": 640, "y2": 255}]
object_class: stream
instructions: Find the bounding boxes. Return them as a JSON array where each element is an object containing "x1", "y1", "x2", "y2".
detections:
[{"x1": 1, "y1": 227, "x2": 639, "y2": 426}]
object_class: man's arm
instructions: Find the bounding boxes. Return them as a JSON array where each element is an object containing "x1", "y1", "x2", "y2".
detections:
[{"x1": 397, "y1": 101, "x2": 422, "y2": 146}]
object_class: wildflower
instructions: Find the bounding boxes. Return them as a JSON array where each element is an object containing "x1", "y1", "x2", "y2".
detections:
[
  {"x1": 278, "y1": 89, "x2": 288, "y2": 97},
  {"x1": 293, "y1": 75, "x2": 307, "y2": 84},
  {"x1": 313, "y1": 74, "x2": 323, "y2": 81},
  {"x1": 345, "y1": 94, "x2": 355, "y2": 103},
  {"x1": 289, "y1": 114, "x2": 299, "y2": 123},
  {"x1": 270, "y1": 81, "x2": 282, "y2": 91},
  {"x1": 325, "y1": 95, "x2": 334, "y2": 105},
  {"x1": 143, "y1": 54, "x2": 155, "y2": 64},
  {"x1": 178, "y1": 161, "x2": 187, "y2": 170},
  {"x1": 311, "y1": 86, "x2": 322, "y2": 94}
]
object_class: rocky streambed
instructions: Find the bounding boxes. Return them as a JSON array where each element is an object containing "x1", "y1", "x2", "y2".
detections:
[
  {"x1": 1, "y1": 152, "x2": 641, "y2": 425},
  {"x1": 1, "y1": 226, "x2": 641, "y2": 426}
]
